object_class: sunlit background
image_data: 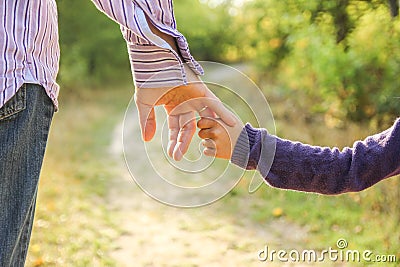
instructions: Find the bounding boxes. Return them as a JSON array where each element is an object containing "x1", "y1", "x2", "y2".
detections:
[{"x1": 27, "y1": 0, "x2": 399, "y2": 266}]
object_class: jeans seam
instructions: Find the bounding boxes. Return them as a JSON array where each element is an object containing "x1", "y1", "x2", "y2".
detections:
[
  {"x1": 9, "y1": 191, "x2": 36, "y2": 267},
  {"x1": 0, "y1": 84, "x2": 27, "y2": 121},
  {"x1": 17, "y1": 201, "x2": 34, "y2": 266}
]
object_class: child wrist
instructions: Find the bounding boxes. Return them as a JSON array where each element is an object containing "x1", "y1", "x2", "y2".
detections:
[{"x1": 230, "y1": 123, "x2": 257, "y2": 168}]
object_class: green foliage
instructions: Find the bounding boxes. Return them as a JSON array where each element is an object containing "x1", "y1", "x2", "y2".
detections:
[
  {"x1": 174, "y1": 0, "x2": 237, "y2": 61},
  {"x1": 57, "y1": 0, "x2": 130, "y2": 87},
  {"x1": 57, "y1": 0, "x2": 399, "y2": 123},
  {"x1": 237, "y1": 0, "x2": 400, "y2": 125},
  {"x1": 57, "y1": 0, "x2": 235, "y2": 88}
]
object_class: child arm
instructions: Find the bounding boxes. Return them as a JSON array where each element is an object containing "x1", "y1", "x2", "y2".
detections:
[{"x1": 233, "y1": 119, "x2": 400, "y2": 194}]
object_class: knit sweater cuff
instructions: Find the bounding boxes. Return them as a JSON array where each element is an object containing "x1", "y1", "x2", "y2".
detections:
[{"x1": 231, "y1": 123, "x2": 258, "y2": 168}]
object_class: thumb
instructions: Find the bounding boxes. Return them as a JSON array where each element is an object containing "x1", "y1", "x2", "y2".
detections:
[
  {"x1": 201, "y1": 95, "x2": 237, "y2": 127},
  {"x1": 136, "y1": 101, "x2": 157, "y2": 142}
]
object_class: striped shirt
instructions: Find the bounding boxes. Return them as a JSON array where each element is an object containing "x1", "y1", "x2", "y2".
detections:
[{"x1": 0, "y1": 0, "x2": 203, "y2": 110}]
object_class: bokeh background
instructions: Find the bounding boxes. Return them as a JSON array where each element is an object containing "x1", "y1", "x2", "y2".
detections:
[{"x1": 27, "y1": 0, "x2": 399, "y2": 266}]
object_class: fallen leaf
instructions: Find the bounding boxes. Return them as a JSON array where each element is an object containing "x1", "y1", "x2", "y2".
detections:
[{"x1": 272, "y1": 207, "x2": 284, "y2": 217}]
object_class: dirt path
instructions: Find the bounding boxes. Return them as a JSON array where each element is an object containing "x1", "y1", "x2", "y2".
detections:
[{"x1": 106, "y1": 64, "x2": 310, "y2": 267}]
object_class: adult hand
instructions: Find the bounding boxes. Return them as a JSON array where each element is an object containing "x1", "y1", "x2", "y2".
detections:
[{"x1": 135, "y1": 65, "x2": 236, "y2": 161}]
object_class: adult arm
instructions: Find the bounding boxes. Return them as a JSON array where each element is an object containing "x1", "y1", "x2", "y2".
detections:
[
  {"x1": 232, "y1": 118, "x2": 400, "y2": 194},
  {"x1": 90, "y1": 0, "x2": 235, "y2": 160}
]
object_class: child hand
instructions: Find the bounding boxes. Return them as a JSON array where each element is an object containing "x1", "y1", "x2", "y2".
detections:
[{"x1": 197, "y1": 115, "x2": 244, "y2": 159}]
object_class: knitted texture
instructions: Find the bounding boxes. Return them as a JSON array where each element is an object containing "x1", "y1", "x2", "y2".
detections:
[{"x1": 231, "y1": 119, "x2": 400, "y2": 195}]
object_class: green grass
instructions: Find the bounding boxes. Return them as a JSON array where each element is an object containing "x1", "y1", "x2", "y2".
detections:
[
  {"x1": 26, "y1": 82, "x2": 399, "y2": 266},
  {"x1": 222, "y1": 84, "x2": 400, "y2": 265},
  {"x1": 26, "y1": 86, "x2": 132, "y2": 266},
  {"x1": 271, "y1": 89, "x2": 399, "y2": 262},
  {"x1": 224, "y1": 174, "x2": 399, "y2": 265}
]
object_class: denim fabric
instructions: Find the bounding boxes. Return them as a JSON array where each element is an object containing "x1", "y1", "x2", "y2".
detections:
[{"x1": 0, "y1": 84, "x2": 54, "y2": 266}]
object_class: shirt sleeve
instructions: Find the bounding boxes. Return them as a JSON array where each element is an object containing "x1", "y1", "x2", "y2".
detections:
[
  {"x1": 90, "y1": 0, "x2": 203, "y2": 88},
  {"x1": 232, "y1": 119, "x2": 400, "y2": 195}
]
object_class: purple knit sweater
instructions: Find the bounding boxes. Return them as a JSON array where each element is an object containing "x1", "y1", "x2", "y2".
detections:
[{"x1": 231, "y1": 118, "x2": 400, "y2": 195}]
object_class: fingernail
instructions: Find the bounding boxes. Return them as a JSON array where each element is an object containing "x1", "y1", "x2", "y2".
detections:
[{"x1": 173, "y1": 149, "x2": 183, "y2": 161}]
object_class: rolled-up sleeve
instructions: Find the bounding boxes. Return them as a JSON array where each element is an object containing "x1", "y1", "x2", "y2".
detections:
[{"x1": 91, "y1": 0, "x2": 203, "y2": 89}]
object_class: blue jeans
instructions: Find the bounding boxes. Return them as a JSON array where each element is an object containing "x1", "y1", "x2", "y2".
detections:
[{"x1": 0, "y1": 84, "x2": 54, "y2": 266}]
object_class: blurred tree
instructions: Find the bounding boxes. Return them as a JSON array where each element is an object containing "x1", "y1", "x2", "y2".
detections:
[
  {"x1": 240, "y1": 0, "x2": 400, "y2": 125},
  {"x1": 57, "y1": 0, "x2": 130, "y2": 87},
  {"x1": 388, "y1": 0, "x2": 399, "y2": 16},
  {"x1": 57, "y1": 0, "x2": 236, "y2": 88},
  {"x1": 56, "y1": 0, "x2": 399, "y2": 124},
  {"x1": 174, "y1": 0, "x2": 237, "y2": 61}
]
